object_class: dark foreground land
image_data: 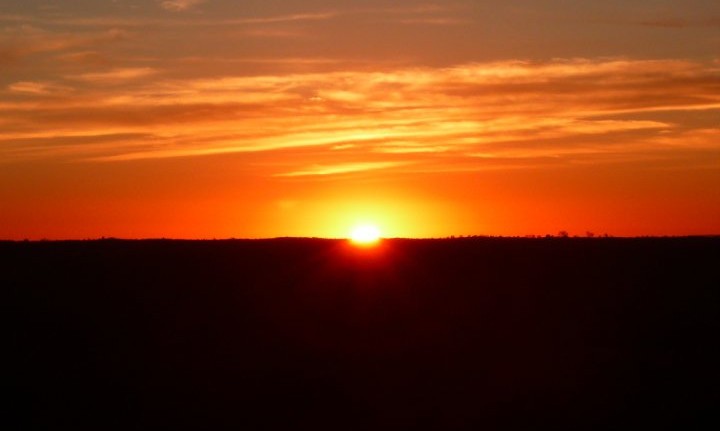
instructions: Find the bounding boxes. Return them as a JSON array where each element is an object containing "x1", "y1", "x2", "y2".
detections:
[{"x1": 6, "y1": 237, "x2": 719, "y2": 430}]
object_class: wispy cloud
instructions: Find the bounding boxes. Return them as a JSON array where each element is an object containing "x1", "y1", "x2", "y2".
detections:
[
  {"x1": 276, "y1": 162, "x2": 409, "y2": 177},
  {"x1": 241, "y1": 28, "x2": 308, "y2": 38},
  {"x1": 0, "y1": 26, "x2": 127, "y2": 64},
  {"x1": 1, "y1": 58, "x2": 718, "y2": 175},
  {"x1": 8, "y1": 81, "x2": 73, "y2": 95},
  {"x1": 237, "y1": 12, "x2": 339, "y2": 24},
  {"x1": 69, "y1": 67, "x2": 159, "y2": 83},
  {"x1": 0, "y1": 4, "x2": 456, "y2": 29},
  {"x1": 398, "y1": 18, "x2": 467, "y2": 26},
  {"x1": 55, "y1": 50, "x2": 107, "y2": 64},
  {"x1": 159, "y1": 0, "x2": 206, "y2": 12}
]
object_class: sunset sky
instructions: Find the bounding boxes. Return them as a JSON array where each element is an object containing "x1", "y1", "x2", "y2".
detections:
[{"x1": 1, "y1": 0, "x2": 719, "y2": 239}]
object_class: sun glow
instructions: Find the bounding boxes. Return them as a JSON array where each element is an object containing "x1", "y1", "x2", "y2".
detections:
[{"x1": 349, "y1": 224, "x2": 382, "y2": 245}]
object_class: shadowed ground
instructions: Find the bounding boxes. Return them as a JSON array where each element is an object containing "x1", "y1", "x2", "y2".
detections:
[{"x1": 7, "y1": 237, "x2": 719, "y2": 430}]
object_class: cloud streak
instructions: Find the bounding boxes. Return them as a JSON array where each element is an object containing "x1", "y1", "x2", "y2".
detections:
[
  {"x1": 1, "y1": 58, "x2": 718, "y2": 176},
  {"x1": 159, "y1": 0, "x2": 207, "y2": 12},
  {"x1": 0, "y1": 26, "x2": 127, "y2": 65},
  {"x1": 0, "y1": 4, "x2": 457, "y2": 29},
  {"x1": 275, "y1": 162, "x2": 409, "y2": 177},
  {"x1": 69, "y1": 67, "x2": 159, "y2": 83},
  {"x1": 8, "y1": 81, "x2": 73, "y2": 95}
]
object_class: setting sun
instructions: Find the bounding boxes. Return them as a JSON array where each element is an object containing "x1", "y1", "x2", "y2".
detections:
[{"x1": 349, "y1": 225, "x2": 382, "y2": 245}]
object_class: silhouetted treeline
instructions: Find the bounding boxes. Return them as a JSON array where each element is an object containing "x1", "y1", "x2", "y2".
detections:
[{"x1": 6, "y1": 237, "x2": 719, "y2": 430}]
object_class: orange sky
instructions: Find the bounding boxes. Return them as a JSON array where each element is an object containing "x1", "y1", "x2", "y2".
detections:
[{"x1": 1, "y1": 1, "x2": 719, "y2": 239}]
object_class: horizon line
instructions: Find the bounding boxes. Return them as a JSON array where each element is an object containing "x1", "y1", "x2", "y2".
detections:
[{"x1": 3, "y1": 234, "x2": 720, "y2": 243}]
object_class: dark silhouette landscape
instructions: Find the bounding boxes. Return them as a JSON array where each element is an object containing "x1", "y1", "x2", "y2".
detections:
[{"x1": 7, "y1": 237, "x2": 719, "y2": 430}]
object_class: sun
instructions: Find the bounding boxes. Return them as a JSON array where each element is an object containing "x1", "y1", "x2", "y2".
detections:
[{"x1": 349, "y1": 224, "x2": 381, "y2": 246}]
